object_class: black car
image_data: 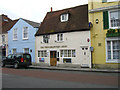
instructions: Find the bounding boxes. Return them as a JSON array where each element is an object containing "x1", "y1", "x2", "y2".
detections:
[{"x1": 1, "y1": 53, "x2": 32, "y2": 69}]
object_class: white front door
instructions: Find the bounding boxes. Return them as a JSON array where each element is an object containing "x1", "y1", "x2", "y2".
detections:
[{"x1": 81, "y1": 47, "x2": 90, "y2": 67}]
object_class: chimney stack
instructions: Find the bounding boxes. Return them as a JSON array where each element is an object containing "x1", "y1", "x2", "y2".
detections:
[{"x1": 51, "y1": 7, "x2": 52, "y2": 12}]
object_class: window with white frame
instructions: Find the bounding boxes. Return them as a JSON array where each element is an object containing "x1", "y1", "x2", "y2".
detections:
[
  {"x1": 60, "y1": 50, "x2": 76, "y2": 57},
  {"x1": 24, "y1": 48, "x2": 29, "y2": 53},
  {"x1": 2, "y1": 35, "x2": 5, "y2": 43},
  {"x1": 60, "y1": 14, "x2": 69, "y2": 22},
  {"x1": 109, "y1": 10, "x2": 120, "y2": 29},
  {"x1": 12, "y1": 48, "x2": 17, "y2": 54},
  {"x1": 13, "y1": 28, "x2": 17, "y2": 40},
  {"x1": 43, "y1": 35, "x2": 49, "y2": 43},
  {"x1": 38, "y1": 50, "x2": 47, "y2": 57},
  {"x1": 23, "y1": 27, "x2": 28, "y2": 39},
  {"x1": 57, "y1": 34, "x2": 63, "y2": 42},
  {"x1": 106, "y1": 40, "x2": 120, "y2": 62}
]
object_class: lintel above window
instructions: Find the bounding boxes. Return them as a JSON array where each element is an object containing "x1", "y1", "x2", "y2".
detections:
[{"x1": 60, "y1": 13, "x2": 69, "y2": 22}]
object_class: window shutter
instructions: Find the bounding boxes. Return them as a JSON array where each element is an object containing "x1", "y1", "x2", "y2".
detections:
[
  {"x1": 103, "y1": 11, "x2": 109, "y2": 29},
  {"x1": 102, "y1": 0, "x2": 107, "y2": 3}
]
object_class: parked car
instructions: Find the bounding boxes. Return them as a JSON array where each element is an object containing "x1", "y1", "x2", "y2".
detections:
[{"x1": 1, "y1": 53, "x2": 32, "y2": 69}]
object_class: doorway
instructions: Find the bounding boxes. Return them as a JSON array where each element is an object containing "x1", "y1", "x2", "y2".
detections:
[
  {"x1": 81, "y1": 47, "x2": 90, "y2": 67},
  {"x1": 50, "y1": 51, "x2": 57, "y2": 66}
]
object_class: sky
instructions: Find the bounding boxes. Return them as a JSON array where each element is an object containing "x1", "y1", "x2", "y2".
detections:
[{"x1": 0, "y1": 0, "x2": 88, "y2": 23}]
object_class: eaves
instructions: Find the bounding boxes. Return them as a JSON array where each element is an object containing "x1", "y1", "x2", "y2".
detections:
[{"x1": 89, "y1": 5, "x2": 120, "y2": 13}]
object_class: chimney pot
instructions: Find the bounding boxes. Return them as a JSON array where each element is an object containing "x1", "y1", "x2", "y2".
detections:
[{"x1": 51, "y1": 7, "x2": 52, "y2": 12}]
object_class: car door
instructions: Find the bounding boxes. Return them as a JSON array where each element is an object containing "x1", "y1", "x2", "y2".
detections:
[{"x1": 10, "y1": 55, "x2": 16, "y2": 65}]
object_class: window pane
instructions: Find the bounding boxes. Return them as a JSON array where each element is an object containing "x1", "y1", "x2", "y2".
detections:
[
  {"x1": 2, "y1": 35, "x2": 5, "y2": 43},
  {"x1": 113, "y1": 41, "x2": 120, "y2": 50},
  {"x1": 43, "y1": 35, "x2": 49, "y2": 43},
  {"x1": 107, "y1": 41, "x2": 111, "y2": 50},
  {"x1": 60, "y1": 34, "x2": 63, "y2": 41},
  {"x1": 23, "y1": 27, "x2": 28, "y2": 39},
  {"x1": 64, "y1": 50, "x2": 67, "y2": 57},
  {"x1": 110, "y1": 10, "x2": 120, "y2": 27},
  {"x1": 24, "y1": 48, "x2": 29, "y2": 53},
  {"x1": 38, "y1": 51, "x2": 40, "y2": 57},
  {"x1": 68, "y1": 50, "x2": 71, "y2": 57},
  {"x1": 72, "y1": 50, "x2": 76, "y2": 57},
  {"x1": 41, "y1": 51, "x2": 43, "y2": 57},
  {"x1": 13, "y1": 28, "x2": 17, "y2": 40},
  {"x1": 118, "y1": 50, "x2": 120, "y2": 60},
  {"x1": 108, "y1": 51, "x2": 111, "y2": 59},
  {"x1": 57, "y1": 34, "x2": 59, "y2": 41},
  {"x1": 61, "y1": 50, "x2": 63, "y2": 57},
  {"x1": 13, "y1": 49, "x2": 17, "y2": 54},
  {"x1": 113, "y1": 51, "x2": 119, "y2": 59},
  {"x1": 44, "y1": 51, "x2": 47, "y2": 57}
]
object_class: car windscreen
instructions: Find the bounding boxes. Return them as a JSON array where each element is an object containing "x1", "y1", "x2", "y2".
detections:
[{"x1": 16, "y1": 55, "x2": 22, "y2": 59}]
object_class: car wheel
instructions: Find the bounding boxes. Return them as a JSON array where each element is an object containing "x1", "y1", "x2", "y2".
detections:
[
  {"x1": 1, "y1": 62, "x2": 5, "y2": 67},
  {"x1": 14, "y1": 63, "x2": 19, "y2": 69}
]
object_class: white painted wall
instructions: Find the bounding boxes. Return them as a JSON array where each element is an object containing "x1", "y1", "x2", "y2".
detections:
[{"x1": 35, "y1": 31, "x2": 91, "y2": 68}]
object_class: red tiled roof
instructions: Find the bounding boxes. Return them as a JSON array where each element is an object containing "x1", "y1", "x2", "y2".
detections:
[{"x1": 35, "y1": 4, "x2": 89, "y2": 36}]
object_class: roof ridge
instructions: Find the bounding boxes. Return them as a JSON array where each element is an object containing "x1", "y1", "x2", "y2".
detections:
[
  {"x1": 21, "y1": 18, "x2": 40, "y2": 24},
  {"x1": 48, "y1": 4, "x2": 88, "y2": 13},
  {"x1": 20, "y1": 18, "x2": 40, "y2": 28}
]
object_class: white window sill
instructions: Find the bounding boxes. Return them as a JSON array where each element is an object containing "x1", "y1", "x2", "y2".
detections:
[
  {"x1": 41, "y1": 42, "x2": 49, "y2": 44},
  {"x1": 55, "y1": 41, "x2": 64, "y2": 43},
  {"x1": 106, "y1": 60, "x2": 120, "y2": 63},
  {"x1": 109, "y1": 27, "x2": 120, "y2": 29},
  {"x1": 13, "y1": 39, "x2": 18, "y2": 41},
  {"x1": 23, "y1": 38, "x2": 28, "y2": 40},
  {"x1": 61, "y1": 20, "x2": 68, "y2": 22}
]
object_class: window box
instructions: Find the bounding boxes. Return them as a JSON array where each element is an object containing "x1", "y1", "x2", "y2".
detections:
[{"x1": 106, "y1": 29, "x2": 120, "y2": 37}]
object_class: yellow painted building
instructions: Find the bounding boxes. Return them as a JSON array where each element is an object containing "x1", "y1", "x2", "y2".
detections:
[{"x1": 88, "y1": 0, "x2": 120, "y2": 68}]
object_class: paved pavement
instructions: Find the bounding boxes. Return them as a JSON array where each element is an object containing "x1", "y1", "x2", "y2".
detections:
[{"x1": 29, "y1": 65, "x2": 120, "y2": 73}]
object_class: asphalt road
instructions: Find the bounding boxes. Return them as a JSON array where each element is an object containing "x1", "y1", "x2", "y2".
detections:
[{"x1": 1, "y1": 67, "x2": 120, "y2": 89}]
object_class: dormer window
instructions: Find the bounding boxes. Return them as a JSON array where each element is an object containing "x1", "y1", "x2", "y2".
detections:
[{"x1": 60, "y1": 14, "x2": 69, "y2": 22}]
